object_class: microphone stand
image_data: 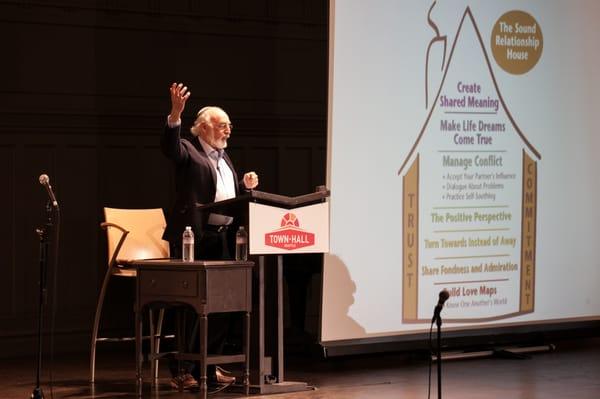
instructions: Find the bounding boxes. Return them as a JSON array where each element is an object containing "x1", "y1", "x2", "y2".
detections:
[
  {"x1": 31, "y1": 202, "x2": 53, "y2": 399},
  {"x1": 435, "y1": 311, "x2": 443, "y2": 399}
]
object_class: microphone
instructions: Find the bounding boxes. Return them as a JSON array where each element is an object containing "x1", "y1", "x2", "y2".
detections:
[
  {"x1": 39, "y1": 174, "x2": 59, "y2": 208},
  {"x1": 437, "y1": 289, "x2": 450, "y2": 307},
  {"x1": 431, "y1": 289, "x2": 450, "y2": 323}
]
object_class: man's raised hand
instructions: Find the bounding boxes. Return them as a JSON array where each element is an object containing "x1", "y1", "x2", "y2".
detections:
[{"x1": 169, "y1": 82, "x2": 191, "y2": 123}]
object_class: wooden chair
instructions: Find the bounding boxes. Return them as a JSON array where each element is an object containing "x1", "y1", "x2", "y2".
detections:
[{"x1": 90, "y1": 207, "x2": 170, "y2": 383}]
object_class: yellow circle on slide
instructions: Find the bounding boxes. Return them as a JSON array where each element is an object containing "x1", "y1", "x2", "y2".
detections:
[{"x1": 491, "y1": 10, "x2": 543, "y2": 75}]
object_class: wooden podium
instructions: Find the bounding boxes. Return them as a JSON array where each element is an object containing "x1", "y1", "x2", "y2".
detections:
[{"x1": 196, "y1": 188, "x2": 329, "y2": 394}]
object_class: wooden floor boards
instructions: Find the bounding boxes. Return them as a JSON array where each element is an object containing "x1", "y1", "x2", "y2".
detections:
[{"x1": 1, "y1": 337, "x2": 598, "y2": 398}]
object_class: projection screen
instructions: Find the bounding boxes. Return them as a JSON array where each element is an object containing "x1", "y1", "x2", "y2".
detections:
[{"x1": 323, "y1": 0, "x2": 600, "y2": 348}]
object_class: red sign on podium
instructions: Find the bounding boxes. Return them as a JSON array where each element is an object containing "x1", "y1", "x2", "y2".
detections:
[{"x1": 265, "y1": 213, "x2": 316, "y2": 250}]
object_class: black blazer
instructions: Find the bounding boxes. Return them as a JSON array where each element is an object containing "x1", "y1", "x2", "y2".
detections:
[{"x1": 160, "y1": 124, "x2": 242, "y2": 243}]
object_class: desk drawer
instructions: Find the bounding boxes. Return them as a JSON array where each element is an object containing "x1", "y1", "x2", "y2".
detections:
[{"x1": 139, "y1": 270, "x2": 198, "y2": 298}]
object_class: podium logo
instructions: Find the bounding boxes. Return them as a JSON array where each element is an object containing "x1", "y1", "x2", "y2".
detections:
[{"x1": 265, "y1": 213, "x2": 315, "y2": 250}]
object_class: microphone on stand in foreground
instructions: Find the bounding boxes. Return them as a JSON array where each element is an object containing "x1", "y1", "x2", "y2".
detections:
[
  {"x1": 38, "y1": 174, "x2": 59, "y2": 208},
  {"x1": 431, "y1": 289, "x2": 450, "y2": 324}
]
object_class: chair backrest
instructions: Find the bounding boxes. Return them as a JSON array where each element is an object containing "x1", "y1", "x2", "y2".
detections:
[{"x1": 103, "y1": 207, "x2": 169, "y2": 264}]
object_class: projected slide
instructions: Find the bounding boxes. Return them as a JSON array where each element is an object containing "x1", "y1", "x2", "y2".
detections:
[{"x1": 324, "y1": 0, "x2": 600, "y2": 343}]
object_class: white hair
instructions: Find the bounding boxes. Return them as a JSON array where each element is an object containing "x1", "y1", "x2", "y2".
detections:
[{"x1": 189, "y1": 106, "x2": 226, "y2": 136}]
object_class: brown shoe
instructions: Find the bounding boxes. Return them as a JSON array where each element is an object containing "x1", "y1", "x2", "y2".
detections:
[
  {"x1": 215, "y1": 367, "x2": 236, "y2": 384},
  {"x1": 170, "y1": 373, "x2": 199, "y2": 391},
  {"x1": 205, "y1": 367, "x2": 236, "y2": 394},
  {"x1": 207, "y1": 368, "x2": 236, "y2": 394}
]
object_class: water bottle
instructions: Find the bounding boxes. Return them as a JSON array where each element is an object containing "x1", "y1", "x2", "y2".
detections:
[
  {"x1": 235, "y1": 226, "x2": 248, "y2": 261},
  {"x1": 182, "y1": 226, "x2": 194, "y2": 262}
]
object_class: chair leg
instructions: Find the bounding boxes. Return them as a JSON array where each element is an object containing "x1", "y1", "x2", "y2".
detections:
[
  {"x1": 149, "y1": 308, "x2": 166, "y2": 385},
  {"x1": 149, "y1": 310, "x2": 156, "y2": 385},
  {"x1": 90, "y1": 268, "x2": 114, "y2": 383},
  {"x1": 154, "y1": 309, "x2": 165, "y2": 382}
]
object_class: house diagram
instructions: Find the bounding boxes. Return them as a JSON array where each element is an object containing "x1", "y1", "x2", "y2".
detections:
[{"x1": 399, "y1": 6, "x2": 541, "y2": 323}]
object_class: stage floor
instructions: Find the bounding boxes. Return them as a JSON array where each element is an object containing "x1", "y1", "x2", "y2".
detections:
[{"x1": 1, "y1": 337, "x2": 598, "y2": 398}]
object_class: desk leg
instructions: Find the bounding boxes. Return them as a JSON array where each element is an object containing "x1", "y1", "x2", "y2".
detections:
[
  {"x1": 199, "y1": 314, "x2": 208, "y2": 399},
  {"x1": 135, "y1": 307, "x2": 143, "y2": 397},
  {"x1": 244, "y1": 311, "x2": 250, "y2": 395},
  {"x1": 174, "y1": 310, "x2": 185, "y2": 392}
]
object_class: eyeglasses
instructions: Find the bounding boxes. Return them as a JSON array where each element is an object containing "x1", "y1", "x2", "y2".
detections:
[{"x1": 213, "y1": 122, "x2": 233, "y2": 131}]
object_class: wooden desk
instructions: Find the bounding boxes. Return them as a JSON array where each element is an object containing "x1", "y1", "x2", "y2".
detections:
[{"x1": 133, "y1": 259, "x2": 253, "y2": 399}]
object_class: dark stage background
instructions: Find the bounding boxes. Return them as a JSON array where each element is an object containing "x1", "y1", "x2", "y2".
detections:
[{"x1": 0, "y1": 0, "x2": 327, "y2": 358}]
